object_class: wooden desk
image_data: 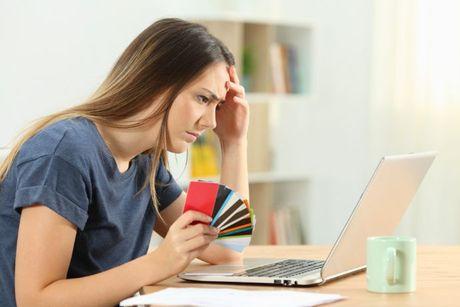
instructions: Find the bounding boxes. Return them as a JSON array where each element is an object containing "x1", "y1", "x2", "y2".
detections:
[{"x1": 141, "y1": 245, "x2": 460, "y2": 306}]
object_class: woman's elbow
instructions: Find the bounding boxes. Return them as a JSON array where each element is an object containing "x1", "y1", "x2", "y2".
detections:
[{"x1": 16, "y1": 285, "x2": 51, "y2": 307}]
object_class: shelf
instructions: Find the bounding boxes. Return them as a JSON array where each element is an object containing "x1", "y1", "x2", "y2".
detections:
[
  {"x1": 249, "y1": 171, "x2": 309, "y2": 183},
  {"x1": 246, "y1": 92, "x2": 315, "y2": 104},
  {"x1": 191, "y1": 18, "x2": 312, "y2": 95},
  {"x1": 190, "y1": 171, "x2": 308, "y2": 185},
  {"x1": 184, "y1": 12, "x2": 314, "y2": 29}
]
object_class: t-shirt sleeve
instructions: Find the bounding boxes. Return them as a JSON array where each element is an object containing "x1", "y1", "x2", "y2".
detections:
[
  {"x1": 14, "y1": 154, "x2": 91, "y2": 230},
  {"x1": 155, "y1": 160, "x2": 183, "y2": 211}
]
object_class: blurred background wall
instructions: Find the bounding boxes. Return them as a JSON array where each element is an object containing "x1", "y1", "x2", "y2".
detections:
[{"x1": 1, "y1": 0, "x2": 459, "y2": 244}]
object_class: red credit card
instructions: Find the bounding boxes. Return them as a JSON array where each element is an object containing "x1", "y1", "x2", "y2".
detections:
[{"x1": 183, "y1": 181, "x2": 219, "y2": 224}]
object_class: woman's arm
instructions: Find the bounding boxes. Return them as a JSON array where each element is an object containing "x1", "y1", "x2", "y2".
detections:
[
  {"x1": 196, "y1": 142, "x2": 248, "y2": 264},
  {"x1": 219, "y1": 140, "x2": 249, "y2": 200},
  {"x1": 214, "y1": 65, "x2": 250, "y2": 200},
  {"x1": 16, "y1": 204, "x2": 214, "y2": 307}
]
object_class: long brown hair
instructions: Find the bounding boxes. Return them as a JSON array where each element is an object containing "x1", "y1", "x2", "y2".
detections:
[{"x1": 0, "y1": 18, "x2": 235, "y2": 220}]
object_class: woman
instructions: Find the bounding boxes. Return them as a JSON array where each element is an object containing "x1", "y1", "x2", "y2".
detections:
[{"x1": 0, "y1": 18, "x2": 249, "y2": 306}]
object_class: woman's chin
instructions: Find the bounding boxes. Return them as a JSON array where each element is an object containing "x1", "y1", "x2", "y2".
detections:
[{"x1": 166, "y1": 142, "x2": 189, "y2": 154}]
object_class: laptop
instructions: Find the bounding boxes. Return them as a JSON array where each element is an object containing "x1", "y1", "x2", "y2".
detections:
[{"x1": 178, "y1": 151, "x2": 436, "y2": 286}]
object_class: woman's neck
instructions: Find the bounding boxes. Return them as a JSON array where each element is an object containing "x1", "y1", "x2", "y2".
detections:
[{"x1": 94, "y1": 121, "x2": 160, "y2": 168}]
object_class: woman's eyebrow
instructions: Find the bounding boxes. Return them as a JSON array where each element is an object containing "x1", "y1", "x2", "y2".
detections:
[{"x1": 200, "y1": 87, "x2": 225, "y2": 103}]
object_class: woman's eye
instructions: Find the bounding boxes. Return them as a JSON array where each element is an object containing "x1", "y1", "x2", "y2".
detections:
[{"x1": 197, "y1": 95, "x2": 209, "y2": 104}]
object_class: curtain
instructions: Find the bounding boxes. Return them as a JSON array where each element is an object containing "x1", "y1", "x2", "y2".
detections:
[{"x1": 370, "y1": 0, "x2": 460, "y2": 243}]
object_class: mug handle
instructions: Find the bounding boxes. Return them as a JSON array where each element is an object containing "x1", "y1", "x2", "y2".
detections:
[{"x1": 385, "y1": 247, "x2": 398, "y2": 285}]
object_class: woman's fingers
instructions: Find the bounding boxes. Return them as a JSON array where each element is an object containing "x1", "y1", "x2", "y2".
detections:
[
  {"x1": 227, "y1": 81, "x2": 245, "y2": 98},
  {"x1": 181, "y1": 223, "x2": 219, "y2": 241},
  {"x1": 233, "y1": 96, "x2": 245, "y2": 104},
  {"x1": 189, "y1": 244, "x2": 211, "y2": 259},
  {"x1": 174, "y1": 210, "x2": 212, "y2": 230},
  {"x1": 182, "y1": 233, "x2": 217, "y2": 253},
  {"x1": 230, "y1": 65, "x2": 240, "y2": 85}
]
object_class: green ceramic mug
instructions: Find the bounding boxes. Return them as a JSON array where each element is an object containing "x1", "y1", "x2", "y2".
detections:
[{"x1": 366, "y1": 236, "x2": 416, "y2": 293}]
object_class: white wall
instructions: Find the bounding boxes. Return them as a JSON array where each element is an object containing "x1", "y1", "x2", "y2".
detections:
[{"x1": 0, "y1": 0, "x2": 220, "y2": 145}]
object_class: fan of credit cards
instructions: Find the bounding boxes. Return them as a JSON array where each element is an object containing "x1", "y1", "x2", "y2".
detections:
[{"x1": 183, "y1": 180, "x2": 256, "y2": 252}]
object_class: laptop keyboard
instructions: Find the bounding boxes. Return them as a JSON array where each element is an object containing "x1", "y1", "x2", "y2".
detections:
[{"x1": 236, "y1": 259, "x2": 325, "y2": 278}]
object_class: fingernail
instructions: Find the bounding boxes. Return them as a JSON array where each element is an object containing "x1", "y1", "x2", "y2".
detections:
[
  {"x1": 211, "y1": 226, "x2": 219, "y2": 233},
  {"x1": 207, "y1": 216, "x2": 213, "y2": 222}
]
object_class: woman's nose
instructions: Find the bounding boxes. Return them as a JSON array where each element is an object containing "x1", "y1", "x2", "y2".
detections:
[{"x1": 199, "y1": 107, "x2": 217, "y2": 130}]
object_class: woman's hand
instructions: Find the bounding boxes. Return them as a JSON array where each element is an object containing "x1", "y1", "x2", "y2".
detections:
[
  {"x1": 154, "y1": 210, "x2": 219, "y2": 276},
  {"x1": 213, "y1": 65, "x2": 250, "y2": 147}
]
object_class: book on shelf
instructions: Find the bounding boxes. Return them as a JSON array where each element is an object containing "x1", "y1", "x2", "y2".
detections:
[
  {"x1": 268, "y1": 205, "x2": 304, "y2": 245},
  {"x1": 269, "y1": 42, "x2": 301, "y2": 94},
  {"x1": 190, "y1": 132, "x2": 220, "y2": 178},
  {"x1": 242, "y1": 45, "x2": 255, "y2": 91},
  {"x1": 286, "y1": 45, "x2": 300, "y2": 94}
]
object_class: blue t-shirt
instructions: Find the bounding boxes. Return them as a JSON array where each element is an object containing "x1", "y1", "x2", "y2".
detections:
[{"x1": 0, "y1": 117, "x2": 183, "y2": 306}]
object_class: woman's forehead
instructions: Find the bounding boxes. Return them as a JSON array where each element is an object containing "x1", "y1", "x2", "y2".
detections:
[{"x1": 191, "y1": 63, "x2": 229, "y2": 91}]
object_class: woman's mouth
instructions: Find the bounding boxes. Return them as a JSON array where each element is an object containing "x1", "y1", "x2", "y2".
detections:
[{"x1": 185, "y1": 131, "x2": 199, "y2": 142}]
